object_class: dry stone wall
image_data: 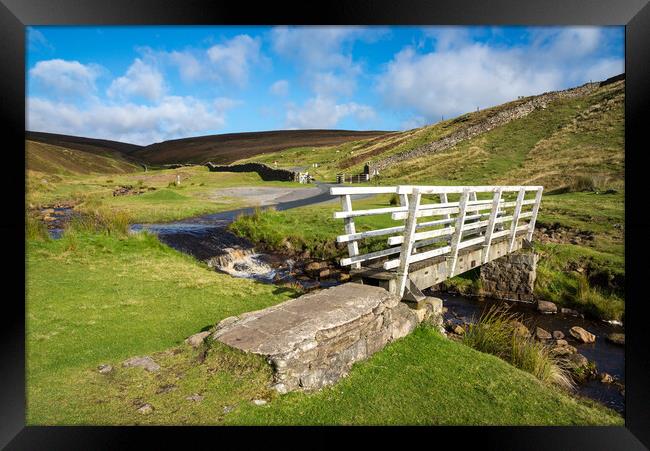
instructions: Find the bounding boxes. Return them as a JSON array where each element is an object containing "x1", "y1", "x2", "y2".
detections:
[
  {"x1": 369, "y1": 82, "x2": 600, "y2": 174},
  {"x1": 479, "y1": 250, "x2": 539, "y2": 301},
  {"x1": 206, "y1": 162, "x2": 298, "y2": 182}
]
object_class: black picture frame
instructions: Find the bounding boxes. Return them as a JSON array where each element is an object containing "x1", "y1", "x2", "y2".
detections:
[{"x1": 3, "y1": 0, "x2": 649, "y2": 448}]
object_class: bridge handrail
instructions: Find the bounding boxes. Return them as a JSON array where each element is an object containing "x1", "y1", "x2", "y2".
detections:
[{"x1": 330, "y1": 184, "x2": 544, "y2": 297}]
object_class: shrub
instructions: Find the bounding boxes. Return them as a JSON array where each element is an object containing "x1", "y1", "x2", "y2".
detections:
[{"x1": 569, "y1": 175, "x2": 596, "y2": 192}]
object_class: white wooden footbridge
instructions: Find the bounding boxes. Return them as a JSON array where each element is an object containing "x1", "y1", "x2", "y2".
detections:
[{"x1": 330, "y1": 185, "x2": 543, "y2": 302}]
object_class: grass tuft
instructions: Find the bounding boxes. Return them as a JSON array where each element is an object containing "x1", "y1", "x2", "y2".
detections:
[
  {"x1": 462, "y1": 304, "x2": 574, "y2": 390},
  {"x1": 64, "y1": 208, "x2": 131, "y2": 237},
  {"x1": 26, "y1": 214, "x2": 50, "y2": 241}
]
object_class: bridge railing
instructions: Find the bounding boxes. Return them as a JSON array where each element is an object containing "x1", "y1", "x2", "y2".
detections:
[{"x1": 330, "y1": 185, "x2": 543, "y2": 297}]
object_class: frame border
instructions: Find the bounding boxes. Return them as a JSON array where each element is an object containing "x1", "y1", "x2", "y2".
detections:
[{"x1": 3, "y1": 0, "x2": 649, "y2": 448}]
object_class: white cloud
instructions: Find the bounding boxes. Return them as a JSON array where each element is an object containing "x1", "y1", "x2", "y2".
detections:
[
  {"x1": 270, "y1": 26, "x2": 387, "y2": 70},
  {"x1": 269, "y1": 79, "x2": 289, "y2": 96},
  {"x1": 27, "y1": 28, "x2": 54, "y2": 52},
  {"x1": 269, "y1": 26, "x2": 386, "y2": 102},
  {"x1": 206, "y1": 34, "x2": 263, "y2": 86},
  {"x1": 27, "y1": 95, "x2": 239, "y2": 145},
  {"x1": 29, "y1": 59, "x2": 102, "y2": 97},
  {"x1": 167, "y1": 50, "x2": 203, "y2": 82},
  {"x1": 107, "y1": 58, "x2": 166, "y2": 102},
  {"x1": 285, "y1": 96, "x2": 375, "y2": 129},
  {"x1": 377, "y1": 27, "x2": 624, "y2": 126},
  {"x1": 310, "y1": 71, "x2": 357, "y2": 98}
]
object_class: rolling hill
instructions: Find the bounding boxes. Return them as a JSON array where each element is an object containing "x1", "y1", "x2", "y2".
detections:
[
  {"x1": 26, "y1": 129, "x2": 392, "y2": 170},
  {"x1": 131, "y1": 129, "x2": 391, "y2": 165},
  {"x1": 26, "y1": 139, "x2": 142, "y2": 175}
]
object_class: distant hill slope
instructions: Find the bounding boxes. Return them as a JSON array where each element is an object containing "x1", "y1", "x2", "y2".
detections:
[
  {"x1": 246, "y1": 76, "x2": 624, "y2": 192},
  {"x1": 26, "y1": 131, "x2": 143, "y2": 156},
  {"x1": 132, "y1": 129, "x2": 391, "y2": 165},
  {"x1": 26, "y1": 139, "x2": 142, "y2": 175}
]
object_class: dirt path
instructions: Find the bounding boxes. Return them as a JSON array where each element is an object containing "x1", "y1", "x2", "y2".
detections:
[{"x1": 209, "y1": 186, "x2": 319, "y2": 206}]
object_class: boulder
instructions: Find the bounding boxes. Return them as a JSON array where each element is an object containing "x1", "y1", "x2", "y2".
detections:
[
  {"x1": 122, "y1": 356, "x2": 160, "y2": 372},
  {"x1": 600, "y1": 373, "x2": 615, "y2": 384},
  {"x1": 569, "y1": 326, "x2": 596, "y2": 343},
  {"x1": 453, "y1": 325, "x2": 466, "y2": 335},
  {"x1": 511, "y1": 320, "x2": 531, "y2": 338},
  {"x1": 535, "y1": 326, "x2": 552, "y2": 340},
  {"x1": 555, "y1": 339, "x2": 568, "y2": 346},
  {"x1": 97, "y1": 364, "x2": 113, "y2": 374},
  {"x1": 561, "y1": 307, "x2": 580, "y2": 316},
  {"x1": 185, "y1": 331, "x2": 211, "y2": 348},
  {"x1": 252, "y1": 399, "x2": 268, "y2": 406},
  {"x1": 537, "y1": 300, "x2": 557, "y2": 314},
  {"x1": 186, "y1": 393, "x2": 204, "y2": 402},
  {"x1": 550, "y1": 343, "x2": 577, "y2": 357},
  {"x1": 606, "y1": 333, "x2": 625, "y2": 346},
  {"x1": 552, "y1": 330, "x2": 565, "y2": 340},
  {"x1": 566, "y1": 352, "x2": 589, "y2": 368},
  {"x1": 305, "y1": 261, "x2": 326, "y2": 272},
  {"x1": 137, "y1": 403, "x2": 154, "y2": 415}
]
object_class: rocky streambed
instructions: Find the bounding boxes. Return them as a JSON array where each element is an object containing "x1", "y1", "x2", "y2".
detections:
[{"x1": 436, "y1": 292, "x2": 625, "y2": 415}]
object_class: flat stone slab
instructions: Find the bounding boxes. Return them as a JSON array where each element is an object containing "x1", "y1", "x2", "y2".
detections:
[
  {"x1": 214, "y1": 283, "x2": 397, "y2": 356},
  {"x1": 212, "y1": 283, "x2": 442, "y2": 393}
]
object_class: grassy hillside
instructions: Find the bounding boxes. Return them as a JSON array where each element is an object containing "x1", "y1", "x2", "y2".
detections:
[
  {"x1": 133, "y1": 129, "x2": 391, "y2": 165},
  {"x1": 238, "y1": 80, "x2": 623, "y2": 192},
  {"x1": 26, "y1": 131, "x2": 143, "y2": 155},
  {"x1": 26, "y1": 140, "x2": 142, "y2": 175}
]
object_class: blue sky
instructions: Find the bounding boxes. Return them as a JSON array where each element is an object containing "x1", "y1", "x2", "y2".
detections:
[{"x1": 26, "y1": 25, "x2": 624, "y2": 145}]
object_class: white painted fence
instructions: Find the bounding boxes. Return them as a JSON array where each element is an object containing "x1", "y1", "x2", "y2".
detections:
[{"x1": 331, "y1": 185, "x2": 543, "y2": 297}]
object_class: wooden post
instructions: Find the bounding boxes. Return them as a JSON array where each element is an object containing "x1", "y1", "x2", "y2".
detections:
[
  {"x1": 508, "y1": 188, "x2": 526, "y2": 252},
  {"x1": 526, "y1": 187, "x2": 544, "y2": 242},
  {"x1": 341, "y1": 194, "x2": 361, "y2": 269},
  {"x1": 439, "y1": 193, "x2": 450, "y2": 220},
  {"x1": 395, "y1": 188, "x2": 421, "y2": 298},
  {"x1": 447, "y1": 188, "x2": 470, "y2": 278},
  {"x1": 482, "y1": 188, "x2": 503, "y2": 264}
]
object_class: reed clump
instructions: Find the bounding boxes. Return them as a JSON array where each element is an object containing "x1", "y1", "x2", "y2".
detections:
[{"x1": 462, "y1": 304, "x2": 574, "y2": 390}]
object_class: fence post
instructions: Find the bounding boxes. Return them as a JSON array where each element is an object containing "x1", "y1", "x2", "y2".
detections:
[
  {"x1": 341, "y1": 194, "x2": 361, "y2": 269},
  {"x1": 482, "y1": 188, "x2": 503, "y2": 264},
  {"x1": 508, "y1": 188, "x2": 526, "y2": 252},
  {"x1": 526, "y1": 187, "x2": 544, "y2": 242},
  {"x1": 447, "y1": 188, "x2": 470, "y2": 278},
  {"x1": 395, "y1": 188, "x2": 421, "y2": 298}
]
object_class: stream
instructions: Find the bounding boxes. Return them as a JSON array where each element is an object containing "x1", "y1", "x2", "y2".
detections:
[{"x1": 47, "y1": 182, "x2": 625, "y2": 415}]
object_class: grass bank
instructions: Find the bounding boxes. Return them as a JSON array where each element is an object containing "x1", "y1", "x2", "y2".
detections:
[
  {"x1": 27, "y1": 165, "x2": 313, "y2": 223},
  {"x1": 26, "y1": 229, "x2": 299, "y2": 424}
]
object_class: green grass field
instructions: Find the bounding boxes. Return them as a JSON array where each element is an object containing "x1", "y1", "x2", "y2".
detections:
[
  {"x1": 26, "y1": 231, "x2": 621, "y2": 425},
  {"x1": 27, "y1": 165, "x2": 314, "y2": 223}
]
